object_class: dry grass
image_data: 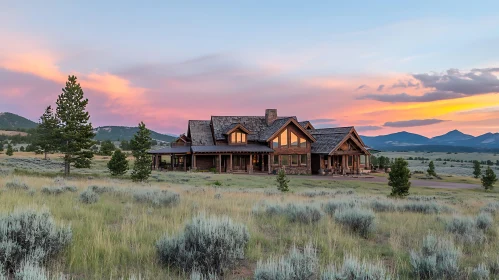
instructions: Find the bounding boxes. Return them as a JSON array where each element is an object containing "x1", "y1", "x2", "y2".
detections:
[
  {"x1": 0, "y1": 130, "x2": 28, "y2": 136},
  {"x1": 0, "y1": 154, "x2": 498, "y2": 279}
]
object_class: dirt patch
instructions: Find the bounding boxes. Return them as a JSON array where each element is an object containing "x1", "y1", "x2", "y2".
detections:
[{"x1": 0, "y1": 130, "x2": 28, "y2": 136}]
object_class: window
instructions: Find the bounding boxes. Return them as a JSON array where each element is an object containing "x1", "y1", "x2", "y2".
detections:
[
  {"x1": 231, "y1": 132, "x2": 247, "y2": 144},
  {"x1": 281, "y1": 155, "x2": 289, "y2": 166},
  {"x1": 273, "y1": 155, "x2": 279, "y2": 165},
  {"x1": 300, "y1": 154, "x2": 307, "y2": 166},
  {"x1": 280, "y1": 129, "x2": 288, "y2": 147},
  {"x1": 290, "y1": 132, "x2": 298, "y2": 147},
  {"x1": 291, "y1": 155, "x2": 298, "y2": 165},
  {"x1": 300, "y1": 138, "x2": 306, "y2": 147},
  {"x1": 272, "y1": 138, "x2": 279, "y2": 148},
  {"x1": 348, "y1": 156, "x2": 353, "y2": 166}
]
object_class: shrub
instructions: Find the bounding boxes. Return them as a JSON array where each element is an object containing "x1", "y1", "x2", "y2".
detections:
[
  {"x1": 407, "y1": 196, "x2": 436, "y2": 201},
  {"x1": 389, "y1": 158, "x2": 411, "y2": 196},
  {"x1": 476, "y1": 212, "x2": 493, "y2": 231},
  {"x1": 471, "y1": 263, "x2": 490, "y2": 280},
  {"x1": 334, "y1": 208, "x2": 375, "y2": 238},
  {"x1": 0, "y1": 209, "x2": 72, "y2": 272},
  {"x1": 370, "y1": 199, "x2": 397, "y2": 212},
  {"x1": 5, "y1": 179, "x2": 29, "y2": 191},
  {"x1": 79, "y1": 189, "x2": 99, "y2": 204},
  {"x1": 254, "y1": 243, "x2": 318, "y2": 280},
  {"x1": 285, "y1": 204, "x2": 324, "y2": 224},
  {"x1": 410, "y1": 234, "x2": 460, "y2": 279},
  {"x1": 214, "y1": 193, "x2": 222, "y2": 199},
  {"x1": 321, "y1": 255, "x2": 391, "y2": 280},
  {"x1": 445, "y1": 216, "x2": 486, "y2": 244},
  {"x1": 89, "y1": 185, "x2": 115, "y2": 194},
  {"x1": 62, "y1": 185, "x2": 77, "y2": 192},
  {"x1": 190, "y1": 270, "x2": 218, "y2": 280},
  {"x1": 14, "y1": 259, "x2": 51, "y2": 280},
  {"x1": 323, "y1": 200, "x2": 357, "y2": 216},
  {"x1": 133, "y1": 189, "x2": 180, "y2": 207},
  {"x1": 156, "y1": 214, "x2": 250, "y2": 276},
  {"x1": 300, "y1": 190, "x2": 334, "y2": 198},
  {"x1": 41, "y1": 186, "x2": 64, "y2": 195},
  {"x1": 264, "y1": 189, "x2": 280, "y2": 196},
  {"x1": 480, "y1": 202, "x2": 499, "y2": 215},
  {"x1": 489, "y1": 258, "x2": 499, "y2": 276},
  {"x1": 276, "y1": 168, "x2": 290, "y2": 192},
  {"x1": 397, "y1": 201, "x2": 446, "y2": 214}
]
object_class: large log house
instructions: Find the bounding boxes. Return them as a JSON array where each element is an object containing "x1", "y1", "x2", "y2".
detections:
[{"x1": 149, "y1": 109, "x2": 371, "y2": 175}]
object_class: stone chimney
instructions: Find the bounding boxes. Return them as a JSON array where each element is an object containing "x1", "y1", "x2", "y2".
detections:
[{"x1": 265, "y1": 109, "x2": 277, "y2": 125}]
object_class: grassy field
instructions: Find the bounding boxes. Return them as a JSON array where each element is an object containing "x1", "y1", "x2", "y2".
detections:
[{"x1": 0, "y1": 152, "x2": 499, "y2": 279}]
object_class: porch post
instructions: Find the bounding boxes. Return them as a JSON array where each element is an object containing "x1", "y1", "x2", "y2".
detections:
[
  {"x1": 171, "y1": 154, "x2": 174, "y2": 171},
  {"x1": 229, "y1": 153, "x2": 233, "y2": 173},
  {"x1": 183, "y1": 155, "x2": 186, "y2": 171},
  {"x1": 327, "y1": 156, "x2": 331, "y2": 171},
  {"x1": 192, "y1": 154, "x2": 197, "y2": 170},
  {"x1": 342, "y1": 155, "x2": 346, "y2": 175},
  {"x1": 218, "y1": 154, "x2": 222, "y2": 173},
  {"x1": 365, "y1": 155, "x2": 369, "y2": 170},
  {"x1": 261, "y1": 154, "x2": 265, "y2": 172},
  {"x1": 268, "y1": 154, "x2": 272, "y2": 174},
  {"x1": 249, "y1": 154, "x2": 253, "y2": 174}
]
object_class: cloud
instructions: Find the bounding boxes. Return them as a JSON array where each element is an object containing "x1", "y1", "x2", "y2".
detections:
[
  {"x1": 356, "y1": 125, "x2": 383, "y2": 131},
  {"x1": 383, "y1": 119, "x2": 447, "y2": 127},
  {"x1": 359, "y1": 68, "x2": 499, "y2": 103},
  {"x1": 356, "y1": 84, "x2": 367, "y2": 90},
  {"x1": 376, "y1": 84, "x2": 384, "y2": 91}
]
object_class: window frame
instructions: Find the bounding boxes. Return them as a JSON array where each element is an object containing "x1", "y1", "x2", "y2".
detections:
[
  {"x1": 299, "y1": 137, "x2": 306, "y2": 147},
  {"x1": 291, "y1": 154, "x2": 299, "y2": 166},
  {"x1": 280, "y1": 129, "x2": 288, "y2": 148},
  {"x1": 290, "y1": 132, "x2": 298, "y2": 147},
  {"x1": 281, "y1": 155, "x2": 289, "y2": 166},
  {"x1": 272, "y1": 155, "x2": 279, "y2": 165},
  {"x1": 231, "y1": 131, "x2": 247, "y2": 144},
  {"x1": 300, "y1": 154, "x2": 307, "y2": 166}
]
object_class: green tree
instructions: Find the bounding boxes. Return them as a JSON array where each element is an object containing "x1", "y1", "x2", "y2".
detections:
[
  {"x1": 56, "y1": 75, "x2": 95, "y2": 176},
  {"x1": 427, "y1": 161, "x2": 437, "y2": 177},
  {"x1": 120, "y1": 140, "x2": 131, "y2": 151},
  {"x1": 0, "y1": 143, "x2": 3, "y2": 152},
  {"x1": 6, "y1": 144, "x2": 14, "y2": 156},
  {"x1": 370, "y1": 155, "x2": 378, "y2": 168},
  {"x1": 473, "y1": 160, "x2": 482, "y2": 179},
  {"x1": 99, "y1": 140, "x2": 116, "y2": 156},
  {"x1": 19, "y1": 146, "x2": 25, "y2": 152},
  {"x1": 34, "y1": 106, "x2": 61, "y2": 160},
  {"x1": 107, "y1": 149, "x2": 129, "y2": 176},
  {"x1": 388, "y1": 158, "x2": 411, "y2": 197},
  {"x1": 276, "y1": 168, "x2": 290, "y2": 192},
  {"x1": 481, "y1": 166, "x2": 497, "y2": 191},
  {"x1": 130, "y1": 122, "x2": 152, "y2": 182}
]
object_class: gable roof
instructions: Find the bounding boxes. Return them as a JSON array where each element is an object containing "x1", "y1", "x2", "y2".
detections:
[
  {"x1": 211, "y1": 116, "x2": 268, "y2": 142},
  {"x1": 310, "y1": 127, "x2": 369, "y2": 155},
  {"x1": 300, "y1": 121, "x2": 315, "y2": 130},
  {"x1": 223, "y1": 123, "x2": 250, "y2": 135},
  {"x1": 188, "y1": 120, "x2": 214, "y2": 146},
  {"x1": 261, "y1": 117, "x2": 316, "y2": 142}
]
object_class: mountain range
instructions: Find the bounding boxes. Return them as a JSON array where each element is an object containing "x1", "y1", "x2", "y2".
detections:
[
  {"x1": 0, "y1": 112, "x2": 38, "y2": 130},
  {"x1": 361, "y1": 130, "x2": 499, "y2": 151}
]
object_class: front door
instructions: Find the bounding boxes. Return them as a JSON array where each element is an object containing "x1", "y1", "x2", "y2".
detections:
[{"x1": 233, "y1": 155, "x2": 247, "y2": 171}]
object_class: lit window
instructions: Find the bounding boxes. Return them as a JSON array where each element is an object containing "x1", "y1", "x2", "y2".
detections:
[
  {"x1": 237, "y1": 133, "x2": 242, "y2": 143},
  {"x1": 300, "y1": 154, "x2": 307, "y2": 166},
  {"x1": 273, "y1": 155, "x2": 279, "y2": 165},
  {"x1": 272, "y1": 138, "x2": 279, "y2": 148},
  {"x1": 291, "y1": 155, "x2": 298, "y2": 165},
  {"x1": 280, "y1": 129, "x2": 288, "y2": 147},
  {"x1": 231, "y1": 133, "x2": 236, "y2": 143},
  {"x1": 242, "y1": 133, "x2": 246, "y2": 142},
  {"x1": 281, "y1": 155, "x2": 289, "y2": 166},
  {"x1": 231, "y1": 132, "x2": 247, "y2": 144},
  {"x1": 300, "y1": 138, "x2": 306, "y2": 147},
  {"x1": 291, "y1": 132, "x2": 298, "y2": 147}
]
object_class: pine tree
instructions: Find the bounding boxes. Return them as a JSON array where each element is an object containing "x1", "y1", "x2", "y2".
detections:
[
  {"x1": 130, "y1": 122, "x2": 152, "y2": 182},
  {"x1": 34, "y1": 106, "x2": 61, "y2": 160},
  {"x1": 389, "y1": 158, "x2": 411, "y2": 197},
  {"x1": 99, "y1": 140, "x2": 116, "y2": 156},
  {"x1": 6, "y1": 144, "x2": 14, "y2": 156},
  {"x1": 276, "y1": 168, "x2": 290, "y2": 192},
  {"x1": 481, "y1": 166, "x2": 497, "y2": 191},
  {"x1": 107, "y1": 149, "x2": 129, "y2": 176},
  {"x1": 427, "y1": 160, "x2": 437, "y2": 177},
  {"x1": 56, "y1": 75, "x2": 95, "y2": 176},
  {"x1": 473, "y1": 160, "x2": 482, "y2": 179}
]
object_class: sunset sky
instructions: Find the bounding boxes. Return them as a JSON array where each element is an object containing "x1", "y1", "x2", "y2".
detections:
[{"x1": 1, "y1": 1, "x2": 499, "y2": 137}]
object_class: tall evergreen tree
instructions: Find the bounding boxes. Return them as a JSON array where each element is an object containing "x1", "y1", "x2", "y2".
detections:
[
  {"x1": 107, "y1": 149, "x2": 129, "y2": 176},
  {"x1": 473, "y1": 160, "x2": 482, "y2": 179},
  {"x1": 388, "y1": 158, "x2": 411, "y2": 197},
  {"x1": 56, "y1": 75, "x2": 95, "y2": 176},
  {"x1": 34, "y1": 106, "x2": 60, "y2": 160},
  {"x1": 481, "y1": 166, "x2": 497, "y2": 191},
  {"x1": 130, "y1": 122, "x2": 152, "y2": 182},
  {"x1": 6, "y1": 144, "x2": 14, "y2": 156},
  {"x1": 427, "y1": 161, "x2": 437, "y2": 177},
  {"x1": 99, "y1": 140, "x2": 116, "y2": 156}
]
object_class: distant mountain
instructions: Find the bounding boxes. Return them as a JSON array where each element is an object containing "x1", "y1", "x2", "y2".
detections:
[
  {"x1": 94, "y1": 126, "x2": 177, "y2": 142},
  {"x1": 0, "y1": 112, "x2": 37, "y2": 130},
  {"x1": 361, "y1": 129, "x2": 499, "y2": 152}
]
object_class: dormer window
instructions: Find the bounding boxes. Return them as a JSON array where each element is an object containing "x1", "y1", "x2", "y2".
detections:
[{"x1": 231, "y1": 132, "x2": 246, "y2": 144}]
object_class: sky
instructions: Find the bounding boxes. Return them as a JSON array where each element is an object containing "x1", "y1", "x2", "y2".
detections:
[{"x1": 1, "y1": 1, "x2": 499, "y2": 137}]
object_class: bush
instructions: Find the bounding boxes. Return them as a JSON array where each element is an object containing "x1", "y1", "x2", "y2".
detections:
[
  {"x1": 334, "y1": 208, "x2": 375, "y2": 238},
  {"x1": 133, "y1": 189, "x2": 180, "y2": 207},
  {"x1": 41, "y1": 186, "x2": 64, "y2": 195},
  {"x1": 14, "y1": 259, "x2": 51, "y2": 280},
  {"x1": 370, "y1": 199, "x2": 396, "y2": 212},
  {"x1": 300, "y1": 190, "x2": 334, "y2": 198},
  {"x1": 0, "y1": 209, "x2": 72, "y2": 272},
  {"x1": 62, "y1": 185, "x2": 77, "y2": 192},
  {"x1": 321, "y1": 255, "x2": 391, "y2": 280},
  {"x1": 410, "y1": 234, "x2": 460, "y2": 279},
  {"x1": 471, "y1": 263, "x2": 490, "y2": 280},
  {"x1": 480, "y1": 202, "x2": 499, "y2": 215},
  {"x1": 254, "y1": 243, "x2": 318, "y2": 280},
  {"x1": 79, "y1": 189, "x2": 99, "y2": 204},
  {"x1": 190, "y1": 270, "x2": 218, "y2": 280},
  {"x1": 285, "y1": 204, "x2": 324, "y2": 224},
  {"x1": 5, "y1": 179, "x2": 29, "y2": 191},
  {"x1": 156, "y1": 214, "x2": 250, "y2": 276},
  {"x1": 445, "y1": 215, "x2": 486, "y2": 244},
  {"x1": 476, "y1": 212, "x2": 493, "y2": 231},
  {"x1": 323, "y1": 200, "x2": 358, "y2": 216},
  {"x1": 276, "y1": 168, "x2": 290, "y2": 192},
  {"x1": 397, "y1": 201, "x2": 446, "y2": 214},
  {"x1": 89, "y1": 185, "x2": 115, "y2": 194}
]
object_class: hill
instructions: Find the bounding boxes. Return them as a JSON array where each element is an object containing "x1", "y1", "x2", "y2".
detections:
[
  {"x1": 0, "y1": 112, "x2": 37, "y2": 130},
  {"x1": 94, "y1": 126, "x2": 177, "y2": 142},
  {"x1": 429, "y1": 129, "x2": 474, "y2": 144}
]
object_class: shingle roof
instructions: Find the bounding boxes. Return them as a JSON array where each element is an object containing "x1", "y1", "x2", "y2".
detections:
[
  {"x1": 188, "y1": 120, "x2": 214, "y2": 146},
  {"x1": 211, "y1": 116, "x2": 268, "y2": 141},
  {"x1": 310, "y1": 127, "x2": 353, "y2": 135},
  {"x1": 191, "y1": 144, "x2": 274, "y2": 153},
  {"x1": 310, "y1": 127, "x2": 353, "y2": 154},
  {"x1": 259, "y1": 117, "x2": 293, "y2": 141},
  {"x1": 148, "y1": 146, "x2": 191, "y2": 154},
  {"x1": 223, "y1": 123, "x2": 250, "y2": 135}
]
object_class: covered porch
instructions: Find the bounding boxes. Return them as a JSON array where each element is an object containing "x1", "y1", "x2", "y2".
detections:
[
  {"x1": 324, "y1": 152, "x2": 371, "y2": 175},
  {"x1": 149, "y1": 146, "x2": 191, "y2": 171}
]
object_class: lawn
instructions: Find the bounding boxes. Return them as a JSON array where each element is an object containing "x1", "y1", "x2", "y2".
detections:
[{"x1": 0, "y1": 153, "x2": 498, "y2": 279}]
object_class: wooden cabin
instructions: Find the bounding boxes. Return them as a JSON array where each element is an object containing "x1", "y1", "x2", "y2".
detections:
[{"x1": 149, "y1": 109, "x2": 371, "y2": 175}]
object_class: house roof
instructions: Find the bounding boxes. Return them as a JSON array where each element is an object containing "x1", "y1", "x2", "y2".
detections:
[
  {"x1": 311, "y1": 133, "x2": 351, "y2": 154},
  {"x1": 148, "y1": 146, "x2": 191, "y2": 154},
  {"x1": 188, "y1": 120, "x2": 214, "y2": 146},
  {"x1": 310, "y1": 127, "x2": 353, "y2": 135},
  {"x1": 223, "y1": 123, "x2": 250, "y2": 135},
  {"x1": 191, "y1": 144, "x2": 274, "y2": 153},
  {"x1": 211, "y1": 116, "x2": 268, "y2": 142}
]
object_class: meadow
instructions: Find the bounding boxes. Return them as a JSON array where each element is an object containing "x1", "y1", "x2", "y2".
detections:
[{"x1": 0, "y1": 153, "x2": 499, "y2": 279}]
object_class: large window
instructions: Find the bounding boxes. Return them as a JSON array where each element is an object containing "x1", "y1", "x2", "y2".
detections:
[
  {"x1": 280, "y1": 129, "x2": 288, "y2": 147},
  {"x1": 231, "y1": 132, "x2": 246, "y2": 144},
  {"x1": 300, "y1": 138, "x2": 306, "y2": 147},
  {"x1": 273, "y1": 155, "x2": 279, "y2": 165},
  {"x1": 281, "y1": 155, "x2": 289, "y2": 166},
  {"x1": 273, "y1": 138, "x2": 279, "y2": 148},
  {"x1": 291, "y1": 155, "x2": 299, "y2": 165},
  {"x1": 290, "y1": 132, "x2": 298, "y2": 147},
  {"x1": 300, "y1": 154, "x2": 307, "y2": 166}
]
